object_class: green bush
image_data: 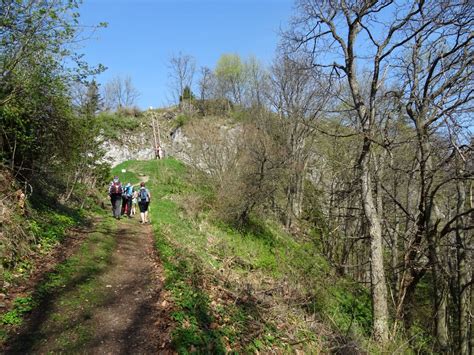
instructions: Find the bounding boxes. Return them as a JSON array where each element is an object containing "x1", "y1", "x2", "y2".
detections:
[
  {"x1": 327, "y1": 285, "x2": 372, "y2": 336},
  {"x1": 175, "y1": 114, "x2": 191, "y2": 128},
  {"x1": 195, "y1": 98, "x2": 232, "y2": 116},
  {"x1": 97, "y1": 112, "x2": 141, "y2": 139}
]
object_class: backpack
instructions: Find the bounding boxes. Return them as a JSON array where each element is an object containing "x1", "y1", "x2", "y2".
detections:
[
  {"x1": 139, "y1": 188, "x2": 149, "y2": 203},
  {"x1": 124, "y1": 185, "x2": 133, "y2": 198},
  {"x1": 110, "y1": 181, "x2": 123, "y2": 195}
]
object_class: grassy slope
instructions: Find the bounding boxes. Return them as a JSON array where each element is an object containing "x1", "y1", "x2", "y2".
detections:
[
  {"x1": 112, "y1": 159, "x2": 381, "y2": 353},
  {"x1": 1, "y1": 214, "x2": 117, "y2": 351}
]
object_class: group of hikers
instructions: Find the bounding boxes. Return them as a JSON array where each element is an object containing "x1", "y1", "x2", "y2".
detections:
[{"x1": 108, "y1": 176, "x2": 151, "y2": 224}]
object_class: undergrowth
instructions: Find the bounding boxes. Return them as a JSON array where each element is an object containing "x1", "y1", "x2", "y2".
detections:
[
  {"x1": 97, "y1": 112, "x2": 143, "y2": 140},
  {"x1": 1, "y1": 200, "x2": 86, "y2": 285},
  {"x1": 1, "y1": 214, "x2": 117, "y2": 351}
]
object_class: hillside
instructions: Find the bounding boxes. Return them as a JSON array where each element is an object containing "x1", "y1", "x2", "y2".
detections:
[
  {"x1": 96, "y1": 109, "x2": 177, "y2": 167},
  {"x1": 1, "y1": 157, "x2": 376, "y2": 353},
  {"x1": 124, "y1": 158, "x2": 373, "y2": 353},
  {"x1": 2, "y1": 105, "x2": 471, "y2": 353}
]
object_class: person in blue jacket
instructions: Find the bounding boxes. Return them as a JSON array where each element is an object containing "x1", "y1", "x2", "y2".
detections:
[{"x1": 121, "y1": 182, "x2": 134, "y2": 218}]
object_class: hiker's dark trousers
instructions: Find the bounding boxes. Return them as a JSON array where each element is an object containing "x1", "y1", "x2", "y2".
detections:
[
  {"x1": 121, "y1": 196, "x2": 132, "y2": 216},
  {"x1": 110, "y1": 194, "x2": 122, "y2": 218}
]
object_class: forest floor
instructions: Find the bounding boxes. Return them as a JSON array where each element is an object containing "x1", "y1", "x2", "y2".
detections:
[{"x1": 2, "y1": 215, "x2": 174, "y2": 354}]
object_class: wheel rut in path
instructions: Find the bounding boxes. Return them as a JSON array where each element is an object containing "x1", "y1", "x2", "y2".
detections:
[{"x1": 5, "y1": 217, "x2": 173, "y2": 354}]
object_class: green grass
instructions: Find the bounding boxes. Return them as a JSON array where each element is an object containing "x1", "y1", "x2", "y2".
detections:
[
  {"x1": 1, "y1": 214, "x2": 117, "y2": 352},
  {"x1": 1, "y1": 201, "x2": 87, "y2": 287}
]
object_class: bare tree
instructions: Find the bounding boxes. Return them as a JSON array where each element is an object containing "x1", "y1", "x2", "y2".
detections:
[
  {"x1": 243, "y1": 56, "x2": 269, "y2": 108},
  {"x1": 103, "y1": 75, "x2": 140, "y2": 110},
  {"x1": 285, "y1": 0, "x2": 473, "y2": 346},
  {"x1": 168, "y1": 52, "x2": 196, "y2": 106},
  {"x1": 453, "y1": 148, "x2": 473, "y2": 355},
  {"x1": 285, "y1": 0, "x2": 427, "y2": 342},
  {"x1": 268, "y1": 54, "x2": 329, "y2": 228},
  {"x1": 391, "y1": 3, "x2": 474, "y2": 349},
  {"x1": 184, "y1": 118, "x2": 241, "y2": 186},
  {"x1": 198, "y1": 66, "x2": 215, "y2": 101}
]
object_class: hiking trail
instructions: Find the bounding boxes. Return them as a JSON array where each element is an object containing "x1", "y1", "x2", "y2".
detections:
[{"x1": 5, "y1": 217, "x2": 173, "y2": 354}]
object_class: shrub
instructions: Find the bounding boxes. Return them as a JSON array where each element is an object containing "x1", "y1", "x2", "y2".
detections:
[
  {"x1": 195, "y1": 98, "x2": 232, "y2": 116},
  {"x1": 116, "y1": 106, "x2": 142, "y2": 117},
  {"x1": 175, "y1": 114, "x2": 191, "y2": 128}
]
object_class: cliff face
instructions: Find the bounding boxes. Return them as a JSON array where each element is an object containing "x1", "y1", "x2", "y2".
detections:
[
  {"x1": 99, "y1": 110, "x2": 178, "y2": 167},
  {"x1": 101, "y1": 134, "x2": 156, "y2": 167},
  {"x1": 100, "y1": 127, "x2": 189, "y2": 168},
  {"x1": 99, "y1": 114, "x2": 323, "y2": 186},
  {"x1": 99, "y1": 111, "x2": 240, "y2": 169}
]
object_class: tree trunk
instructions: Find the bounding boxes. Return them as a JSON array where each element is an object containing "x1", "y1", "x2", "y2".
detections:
[
  {"x1": 65, "y1": 170, "x2": 80, "y2": 202},
  {"x1": 419, "y1": 134, "x2": 450, "y2": 350},
  {"x1": 434, "y1": 276, "x2": 449, "y2": 351},
  {"x1": 360, "y1": 139, "x2": 389, "y2": 342},
  {"x1": 457, "y1": 178, "x2": 472, "y2": 355},
  {"x1": 285, "y1": 124, "x2": 307, "y2": 229}
]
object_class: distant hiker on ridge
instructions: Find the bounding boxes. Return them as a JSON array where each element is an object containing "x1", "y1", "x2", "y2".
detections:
[
  {"x1": 108, "y1": 176, "x2": 123, "y2": 220},
  {"x1": 138, "y1": 181, "x2": 151, "y2": 224}
]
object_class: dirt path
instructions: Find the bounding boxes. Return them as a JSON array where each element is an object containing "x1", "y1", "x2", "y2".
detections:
[
  {"x1": 5, "y1": 217, "x2": 173, "y2": 354},
  {"x1": 83, "y1": 220, "x2": 164, "y2": 353}
]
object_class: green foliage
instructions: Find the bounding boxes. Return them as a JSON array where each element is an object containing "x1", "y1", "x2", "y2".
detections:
[
  {"x1": 180, "y1": 85, "x2": 194, "y2": 102},
  {"x1": 81, "y1": 80, "x2": 101, "y2": 116},
  {"x1": 328, "y1": 285, "x2": 372, "y2": 336},
  {"x1": 32, "y1": 212, "x2": 76, "y2": 252},
  {"x1": 215, "y1": 54, "x2": 245, "y2": 83},
  {"x1": 116, "y1": 106, "x2": 143, "y2": 117},
  {"x1": 1, "y1": 0, "x2": 106, "y2": 172},
  {"x1": 195, "y1": 98, "x2": 233, "y2": 116},
  {"x1": 1, "y1": 217, "x2": 117, "y2": 350},
  {"x1": 1, "y1": 296, "x2": 36, "y2": 325},
  {"x1": 215, "y1": 53, "x2": 245, "y2": 103},
  {"x1": 0, "y1": 1, "x2": 108, "y2": 273},
  {"x1": 96, "y1": 112, "x2": 142, "y2": 140},
  {"x1": 230, "y1": 109, "x2": 253, "y2": 122},
  {"x1": 406, "y1": 323, "x2": 435, "y2": 354},
  {"x1": 175, "y1": 114, "x2": 191, "y2": 128},
  {"x1": 1, "y1": 195, "x2": 84, "y2": 272}
]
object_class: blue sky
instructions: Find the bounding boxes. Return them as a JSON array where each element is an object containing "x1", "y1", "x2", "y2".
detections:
[{"x1": 78, "y1": 0, "x2": 294, "y2": 109}]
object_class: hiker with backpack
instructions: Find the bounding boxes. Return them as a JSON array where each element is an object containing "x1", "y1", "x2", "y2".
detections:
[
  {"x1": 138, "y1": 182, "x2": 151, "y2": 224},
  {"x1": 121, "y1": 182, "x2": 134, "y2": 218},
  {"x1": 108, "y1": 176, "x2": 123, "y2": 219}
]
